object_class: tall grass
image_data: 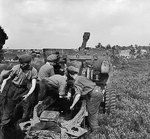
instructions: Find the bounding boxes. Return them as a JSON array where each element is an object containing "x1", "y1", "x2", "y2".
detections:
[{"x1": 87, "y1": 58, "x2": 150, "y2": 139}]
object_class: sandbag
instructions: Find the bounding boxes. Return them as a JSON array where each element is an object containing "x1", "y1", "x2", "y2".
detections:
[
  {"x1": 101, "y1": 60, "x2": 110, "y2": 73},
  {"x1": 93, "y1": 59, "x2": 111, "y2": 74}
]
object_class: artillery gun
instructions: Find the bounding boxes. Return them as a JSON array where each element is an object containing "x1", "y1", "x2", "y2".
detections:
[
  {"x1": 20, "y1": 33, "x2": 116, "y2": 139},
  {"x1": 66, "y1": 53, "x2": 116, "y2": 114}
]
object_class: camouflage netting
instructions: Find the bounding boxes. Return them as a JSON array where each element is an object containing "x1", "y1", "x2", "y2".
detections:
[{"x1": 25, "y1": 130, "x2": 60, "y2": 139}]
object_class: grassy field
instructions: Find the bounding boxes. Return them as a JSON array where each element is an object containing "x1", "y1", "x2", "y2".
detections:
[{"x1": 87, "y1": 58, "x2": 150, "y2": 139}]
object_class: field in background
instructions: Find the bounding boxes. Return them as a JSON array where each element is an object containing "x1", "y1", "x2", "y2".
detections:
[{"x1": 3, "y1": 48, "x2": 107, "y2": 60}]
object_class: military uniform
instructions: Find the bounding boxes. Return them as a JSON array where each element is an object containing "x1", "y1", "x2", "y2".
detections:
[
  {"x1": 68, "y1": 66, "x2": 103, "y2": 131},
  {"x1": 37, "y1": 74, "x2": 67, "y2": 116},
  {"x1": 1, "y1": 54, "x2": 38, "y2": 126},
  {"x1": 38, "y1": 54, "x2": 57, "y2": 81},
  {"x1": 39, "y1": 74, "x2": 67, "y2": 101}
]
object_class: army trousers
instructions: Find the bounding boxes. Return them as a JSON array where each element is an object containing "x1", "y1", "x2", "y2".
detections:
[{"x1": 86, "y1": 86, "x2": 103, "y2": 131}]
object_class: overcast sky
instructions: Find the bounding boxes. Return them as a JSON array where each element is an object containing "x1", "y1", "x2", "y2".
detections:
[{"x1": 1, "y1": 0, "x2": 150, "y2": 49}]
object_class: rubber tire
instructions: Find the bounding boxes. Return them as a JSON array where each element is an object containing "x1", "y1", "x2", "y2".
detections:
[{"x1": 104, "y1": 87, "x2": 116, "y2": 114}]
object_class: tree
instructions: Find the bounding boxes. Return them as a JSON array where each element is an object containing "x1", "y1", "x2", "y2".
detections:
[
  {"x1": 106, "y1": 44, "x2": 111, "y2": 50},
  {"x1": 95, "y1": 43, "x2": 103, "y2": 49},
  {"x1": 0, "y1": 26, "x2": 8, "y2": 62},
  {"x1": 0, "y1": 26, "x2": 8, "y2": 49},
  {"x1": 129, "y1": 45, "x2": 135, "y2": 56}
]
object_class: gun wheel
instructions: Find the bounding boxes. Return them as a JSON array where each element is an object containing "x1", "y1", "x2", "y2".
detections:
[{"x1": 104, "y1": 87, "x2": 116, "y2": 114}]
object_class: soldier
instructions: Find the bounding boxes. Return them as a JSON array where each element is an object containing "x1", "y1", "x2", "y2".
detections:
[
  {"x1": 55, "y1": 51, "x2": 60, "y2": 59},
  {"x1": 53, "y1": 51, "x2": 66, "y2": 75},
  {"x1": 39, "y1": 73, "x2": 68, "y2": 101},
  {"x1": 38, "y1": 54, "x2": 57, "y2": 81},
  {"x1": 0, "y1": 54, "x2": 38, "y2": 132},
  {"x1": 67, "y1": 66, "x2": 103, "y2": 131},
  {"x1": 37, "y1": 73, "x2": 70, "y2": 116}
]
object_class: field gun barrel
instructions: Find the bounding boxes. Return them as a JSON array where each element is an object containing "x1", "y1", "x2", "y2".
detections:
[{"x1": 79, "y1": 32, "x2": 90, "y2": 50}]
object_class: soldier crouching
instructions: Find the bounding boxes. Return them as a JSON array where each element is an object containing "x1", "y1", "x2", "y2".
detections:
[{"x1": 37, "y1": 73, "x2": 70, "y2": 116}]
